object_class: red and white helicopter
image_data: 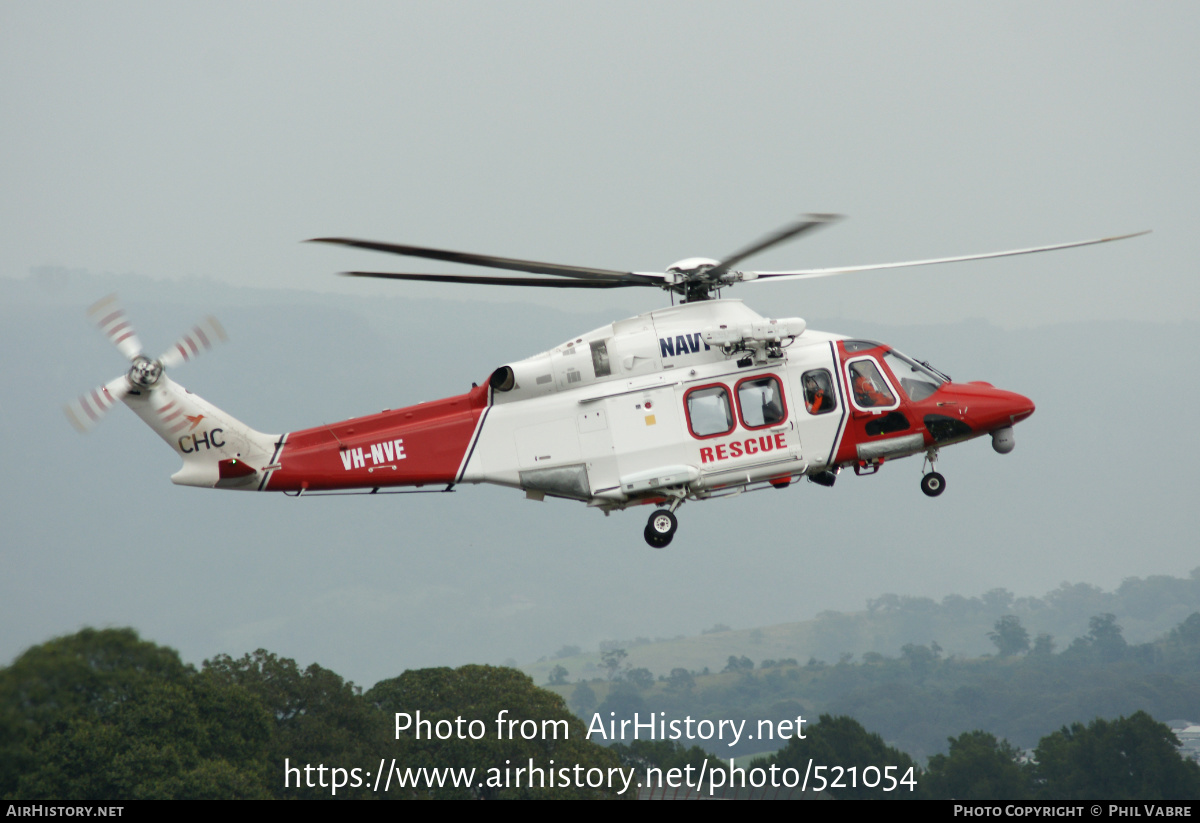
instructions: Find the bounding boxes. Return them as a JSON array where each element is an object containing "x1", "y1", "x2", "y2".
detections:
[{"x1": 66, "y1": 216, "x2": 1146, "y2": 547}]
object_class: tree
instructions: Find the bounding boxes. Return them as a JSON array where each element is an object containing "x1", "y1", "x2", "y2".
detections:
[
  {"x1": 901, "y1": 643, "x2": 936, "y2": 680},
  {"x1": 765, "y1": 714, "x2": 920, "y2": 799},
  {"x1": 922, "y1": 731, "x2": 1030, "y2": 799},
  {"x1": 203, "y1": 649, "x2": 382, "y2": 799},
  {"x1": 1033, "y1": 712, "x2": 1200, "y2": 799},
  {"x1": 988, "y1": 615, "x2": 1031, "y2": 657},
  {"x1": 1, "y1": 629, "x2": 272, "y2": 800},
  {"x1": 665, "y1": 668, "x2": 694, "y2": 692},
  {"x1": 625, "y1": 668, "x2": 654, "y2": 690},
  {"x1": 601, "y1": 648, "x2": 628, "y2": 680},
  {"x1": 982, "y1": 588, "x2": 1016, "y2": 612},
  {"x1": 547, "y1": 665, "x2": 569, "y2": 686},
  {"x1": 1087, "y1": 613, "x2": 1128, "y2": 663},
  {"x1": 723, "y1": 655, "x2": 753, "y2": 673},
  {"x1": 1031, "y1": 633, "x2": 1056, "y2": 657}
]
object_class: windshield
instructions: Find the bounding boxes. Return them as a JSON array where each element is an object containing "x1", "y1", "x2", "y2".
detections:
[{"x1": 882, "y1": 349, "x2": 946, "y2": 402}]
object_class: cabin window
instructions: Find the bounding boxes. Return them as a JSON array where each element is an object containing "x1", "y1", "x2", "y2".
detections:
[
  {"x1": 801, "y1": 369, "x2": 837, "y2": 415},
  {"x1": 590, "y1": 339, "x2": 612, "y2": 378},
  {"x1": 685, "y1": 384, "x2": 735, "y2": 438},
  {"x1": 847, "y1": 358, "x2": 897, "y2": 410},
  {"x1": 736, "y1": 376, "x2": 787, "y2": 429}
]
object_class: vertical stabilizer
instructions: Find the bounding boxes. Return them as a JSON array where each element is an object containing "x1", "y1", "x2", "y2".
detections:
[{"x1": 122, "y1": 376, "x2": 280, "y2": 489}]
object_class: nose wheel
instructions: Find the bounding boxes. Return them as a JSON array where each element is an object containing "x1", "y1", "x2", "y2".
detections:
[
  {"x1": 644, "y1": 509, "x2": 678, "y2": 548},
  {"x1": 920, "y1": 471, "x2": 946, "y2": 497},
  {"x1": 920, "y1": 449, "x2": 946, "y2": 497}
]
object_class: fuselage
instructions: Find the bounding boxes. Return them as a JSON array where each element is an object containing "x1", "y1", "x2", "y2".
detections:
[{"x1": 250, "y1": 299, "x2": 1033, "y2": 507}]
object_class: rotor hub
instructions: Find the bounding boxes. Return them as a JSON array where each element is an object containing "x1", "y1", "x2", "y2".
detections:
[
  {"x1": 666, "y1": 257, "x2": 719, "y2": 276},
  {"x1": 128, "y1": 356, "x2": 163, "y2": 388}
]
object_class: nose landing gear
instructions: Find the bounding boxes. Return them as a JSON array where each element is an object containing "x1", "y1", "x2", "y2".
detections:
[
  {"x1": 920, "y1": 471, "x2": 946, "y2": 497},
  {"x1": 920, "y1": 449, "x2": 946, "y2": 497}
]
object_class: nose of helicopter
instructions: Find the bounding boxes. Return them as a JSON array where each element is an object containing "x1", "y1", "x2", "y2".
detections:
[{"x1": 957, "y1": 381, "x2": 1035, "y2": 431}]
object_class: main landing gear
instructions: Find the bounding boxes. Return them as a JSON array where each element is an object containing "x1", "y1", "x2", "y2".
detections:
[
  {"x1": 920, "y1": 449, "x2": 946, "y2": 497},
  {"x1": 644, "y1": 508, "x2": 679, "y2": 548}
]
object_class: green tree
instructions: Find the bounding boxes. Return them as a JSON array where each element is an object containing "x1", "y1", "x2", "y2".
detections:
[
  {"x1": 1, "y1": 629, "x2": 272, "y2": 800},
  {"x1": 1033, "y1": 712, "x2": 1200, "y2": 799},
  {"x1": 922, "y1": 731, "x2": 1030, "y2": 799},
  {"x1": 547, "y1": 665, "x2": 569, "y2": 686},
  {"x1": 988, "y1": 615, "x2": 1031, "y2": 657},
  {"x1": 764, "y1": 714, "x2": 920, "y2": 799},
  {"x1": 203, "y1": 649, "x2": 383, "y2": 799}
]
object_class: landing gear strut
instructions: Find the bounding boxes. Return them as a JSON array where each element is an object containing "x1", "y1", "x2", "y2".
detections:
[
  {"x1": 644, "y1": 509, "x2": 678, "y2": 548},
  {"x1": 921, "y1": 449, "x2": 946, "y2": 497}
]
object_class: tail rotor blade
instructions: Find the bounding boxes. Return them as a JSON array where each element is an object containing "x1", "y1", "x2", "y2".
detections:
[
  {"x1": 159, "y1": 316, "x2": 227, "y2": 369},
  {"x1": 87, "y1": 294, "x2": 143, "y2": 361},
  {"x1": 64, "y1": 375, "x2": 129, "y2": 433}
]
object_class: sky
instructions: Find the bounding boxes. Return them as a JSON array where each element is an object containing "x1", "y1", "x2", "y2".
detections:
[{"x1": 2, "y1": 2, "x2": 1199, "y2": 685}]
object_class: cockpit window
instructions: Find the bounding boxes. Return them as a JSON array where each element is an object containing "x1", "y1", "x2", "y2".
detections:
[
  {"x1": 848, "y1": 359, "x2": 897, "y2": 409},
  {"x1": 736, "y1": 376, "x2": 787, "y2": 429},
  {"x1": 882, "y1": 349, "x2": 946, "y2": 402}
]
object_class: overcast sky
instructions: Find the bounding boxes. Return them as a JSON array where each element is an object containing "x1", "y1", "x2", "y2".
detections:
[{"x1": 3, "y1": 2, "x2": 1198, "y2": 684}]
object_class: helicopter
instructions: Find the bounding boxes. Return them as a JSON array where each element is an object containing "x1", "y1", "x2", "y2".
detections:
[{"x1": 66, "y1": 215, "x2": 1147, "y2": 547}]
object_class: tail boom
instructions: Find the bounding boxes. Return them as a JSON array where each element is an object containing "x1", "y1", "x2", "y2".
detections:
[{"x1": 263, "y1": 383, "x2": 490, "y2": 493}]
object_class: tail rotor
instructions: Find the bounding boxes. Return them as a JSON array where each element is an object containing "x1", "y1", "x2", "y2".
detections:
[{"x1": 65, "y1": 295, "x2": 226, "y2": 433}]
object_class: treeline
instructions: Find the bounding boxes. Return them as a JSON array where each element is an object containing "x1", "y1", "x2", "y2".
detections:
[
  {"x1": 756, "y1": 711, "x2": 1200, "y2": 799},
  {"x1": 802, "y1": 570, "x2": 1200, "y2": 663},
  {"x1": 568, "y1": 611, "x2": 1200, "y2": 761},
  {"x1": 837, "y1": 570, "x2": 1200, "y2": 662},
  {"x1": 3, "y1": 627, "x2": 1199, "y2": 799},
  {"x1": 529, "y1": 569, "x2": 1200, "y2": 685},
  {"x1": 0, "y1": 629, "x2": 621, "y2": 800}
]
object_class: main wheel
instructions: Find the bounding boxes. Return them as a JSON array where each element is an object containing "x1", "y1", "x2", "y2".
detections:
[
  {"x1": 644, "y1": 525, "x2": 672, "y2": 548},
  {"x1": 644, "y1": 509, "x2": 678, "y2": 547},
  {"x1": 648, "y1": 509, "x2": 677, "y2": 536},
  {"x1": 921, "y1": 471, "x2": 946, "y2": 497}
]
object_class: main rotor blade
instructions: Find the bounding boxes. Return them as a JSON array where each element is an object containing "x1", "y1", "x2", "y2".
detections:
[
  {"x1": 342, "y1": 271, "x2": 657, "y2": 289},
  {"x1": 87, "y1": 294, "x2": 143, "y2": 360},
  {"x1": 311, "y1": 238, "x2": 661, "y2": 285},
  {"x1": 706, "y1": 214, "x2": 842, "y2": 278},
  {"x1": 64, "y1": 375, "x2": 129, "y2": 433},
  {"x1": 745, "y1": 230, "x2": 1151, "y2": 282},
  {"x1": 159, "y1": 316, "x2": 228, "y2": 370}
]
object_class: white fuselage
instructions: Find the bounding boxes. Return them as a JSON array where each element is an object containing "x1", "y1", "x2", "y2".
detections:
[{"x1": 461, "y1": 300, "x2": 848, "y2": 507}]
